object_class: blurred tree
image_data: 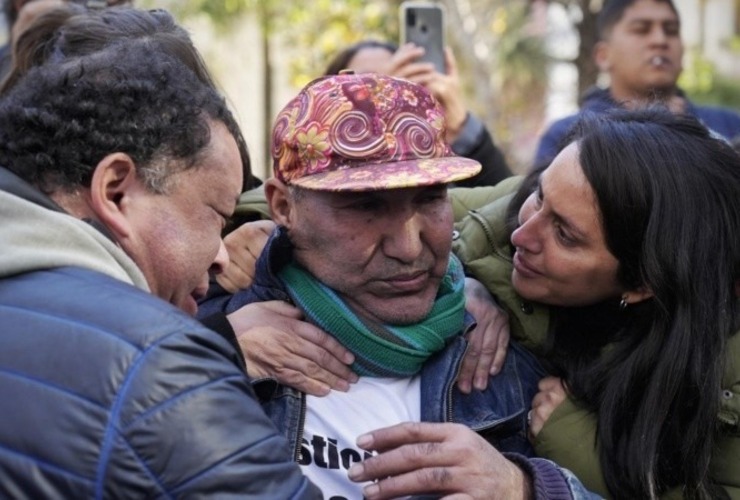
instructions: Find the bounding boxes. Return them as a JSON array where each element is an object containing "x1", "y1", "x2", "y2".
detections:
[
  {"x1": 141, "y1": 0, "x2": 740, "y2": 171},
  {"x1": 543, "y1": 0, "x2": 601, "y2": 97},
  {"x1": 681, "y1": 47, "x2": 740, "y2": 110},
  {"x1": 143, "y1": 0, "x2": 399, "y2": 162},
  {"x1": 144, "y1": 0, "x2": 550, "y2": 171},
  {"x1": 439, "y1": 0, "x2": 549, "y2": 167}
]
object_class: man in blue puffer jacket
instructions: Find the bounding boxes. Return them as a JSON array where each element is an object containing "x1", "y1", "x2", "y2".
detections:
[
  {"x1": 0, "y1": 8, "x2": 318, "y2": 499},
  {"x1": 535, "y1": 0, "x2": 740, "y2": 167}
]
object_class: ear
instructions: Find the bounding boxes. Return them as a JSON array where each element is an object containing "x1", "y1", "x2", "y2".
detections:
[
  {"x1": 621, "y1": 286, "x2": 653, "y2": 306},
  {"x1": 593, "y1": 40, "x2": 611, "y2": 72},
  {"x1": 88, "y1": 153, "x2": 140, "y2": 240},
  {"x1": 265, "y1": 177, "x2": 295, "y2": 228}
]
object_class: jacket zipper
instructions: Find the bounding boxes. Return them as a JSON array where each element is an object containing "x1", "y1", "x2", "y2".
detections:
[
  {"x1": 445, "y1": 340, "x2": 467, "y2": 423},
  {"x1": 294, "y1": 391, "x2": 307, "y2": 462},
  {"x1": 468, "y1": 210, "x2": 512, "y2": 262}
]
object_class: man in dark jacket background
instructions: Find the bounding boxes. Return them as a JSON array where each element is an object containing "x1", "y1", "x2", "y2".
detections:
[
  {"x1": 0, "y1": 7, "x2": 319, "y2": 499},
  {"x1": 535, "y1": 0, "x2": 740, "y2": 166}
]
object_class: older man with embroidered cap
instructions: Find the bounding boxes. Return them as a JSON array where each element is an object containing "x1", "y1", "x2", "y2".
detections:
[{"x1": 200, "y1": 73, "x2": 595, "y2": 499}]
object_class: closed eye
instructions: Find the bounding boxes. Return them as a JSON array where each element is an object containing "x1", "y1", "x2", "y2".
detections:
[{"x1": 416, "y1": 187, "x2": 448, "y2": 205}]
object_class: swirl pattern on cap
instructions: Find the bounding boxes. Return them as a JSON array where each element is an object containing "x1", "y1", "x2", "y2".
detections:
[
  {"x1": 330, "y1": 110, "x2": 386, "y2": 160},
  {"x1": 388, "y1": 112, "x2": 443, "y2": 161},
  {"x1": 270, "y1": 73, "x2": 480, "y2": 190}
]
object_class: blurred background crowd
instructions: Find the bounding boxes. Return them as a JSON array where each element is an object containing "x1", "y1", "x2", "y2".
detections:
[
  {"x1": 4, "y1": 0, "x2": 740, "y2": 176},
  {"x1": 136, "y1": 0, "x2": 740, "y2": 177}
]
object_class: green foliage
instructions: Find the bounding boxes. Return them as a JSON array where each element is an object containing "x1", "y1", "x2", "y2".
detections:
[
  {"x1": 494, "y1": 4, "x2": 548, "y2": 93},
  {"x1": 279, "y1": 0, "x2": 398, "y2": 87},
  {"x1": 680, "y1": 49, "x2": 740, "y2": 111},
  {"x1": 150, "y1": 0, "x2": 254, "y2": 27},
  {"x1": 141, "y1": 0, "x2": 399, "y2": 85}
]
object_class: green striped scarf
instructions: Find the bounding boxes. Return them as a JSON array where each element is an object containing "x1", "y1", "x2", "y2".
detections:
[{"x1": 278, "y1": 255, "x2": 466, "y2": 377}]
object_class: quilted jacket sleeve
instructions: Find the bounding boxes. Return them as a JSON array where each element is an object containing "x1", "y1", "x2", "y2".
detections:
[
  {"x1": 99, "y1": 316, "x2": 321, "y2": 499},
  {"x1": 448, "y1": 176, "x2": 523, "y2": 222},
  {"x1": 713, "y1": 330, "x2": 740, "y2": 499}
]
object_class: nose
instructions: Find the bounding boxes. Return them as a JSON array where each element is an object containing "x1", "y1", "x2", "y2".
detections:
[
  {"x1": 382, "y1": 209, "x2": 424, "y2": 264},
  {"x1": 649, "y1": 25, "x2": 669, "y2": 45},
  {"x1": 510, "y1": 204, "x2": 543, "y2": 254},
  {"x1": 209, "y1": 239, "x2": 230, "y2": 275}
]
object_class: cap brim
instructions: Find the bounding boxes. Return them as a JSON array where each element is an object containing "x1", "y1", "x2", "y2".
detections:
[{"x1": 288, "y1": 157, "x2": 482, "y2": 192}]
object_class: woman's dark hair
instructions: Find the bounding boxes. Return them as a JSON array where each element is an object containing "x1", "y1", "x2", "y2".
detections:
[
  {"x1": 1, "y1": 5, "x2": 259, "y2": 191},
  {"x1": 0, "y1": 9, "x2": 245, "y2": 195},
  {"x1": 323, "y1": 39, "x2": 398, "y2": 76},
  {"x1": 510, "y1": 109, "x2": 740, "y2": 498}
]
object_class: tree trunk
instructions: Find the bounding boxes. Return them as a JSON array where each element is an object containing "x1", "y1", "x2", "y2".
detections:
[{"x1": 574, "y1": 0, "x2": 600, "y2": 99}]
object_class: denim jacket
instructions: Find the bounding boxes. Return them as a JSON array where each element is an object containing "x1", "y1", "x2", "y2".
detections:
[
  {"x1": 198, "y1": 227, "x2": 601, "y2": 499},
  {"x1": 253, "y1": 328, "x2": 545, "y2": 462}
]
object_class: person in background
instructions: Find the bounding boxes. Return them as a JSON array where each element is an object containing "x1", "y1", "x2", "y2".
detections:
[
  {"x1": 325, "y1": 39, "x2": 513, "y2": 186},
  {"x1": 0, "y1": 0, "x2": 131, "y2": 79},
  {"x1": 534, "y1": 0, "x2": 740, "y2": 166},
  {"x1": 0, "y1": 7, "x2": 320, "y2": 497}
]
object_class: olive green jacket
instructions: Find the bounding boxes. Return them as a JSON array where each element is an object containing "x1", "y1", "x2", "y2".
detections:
[{"x1": 451, "y1": 178, "x2": 740, "y2": 499}]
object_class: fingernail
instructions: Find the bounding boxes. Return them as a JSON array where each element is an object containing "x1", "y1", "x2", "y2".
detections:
[
  {"x1": 363, "y1": 483, "x2": 379, "y2": 497},
  {"x1": 335, "y1": 380, "x2": 350, "y2": 392},
  {"x1": 356, "y1": 432, "x2": 372, "y2": 449},
  {"x1": 459, "y1": 380, "x2": 471, "y2": 394},
  {"x1": 489, "y1": 364, "x2": 500, "y2": 375},
  {"x1": 475, "y1": 376, "x2": 488, "y2": 390},
  {"x1": 347, "y1": 463, "x2": 363, "y2": 480},
  {"x1": 343, "y1": 353, "x2": 355, "y2": 364}
]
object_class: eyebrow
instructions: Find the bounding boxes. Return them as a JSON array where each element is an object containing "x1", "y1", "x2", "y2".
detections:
[
  {"x1": 626, "y1": 17, "x2": 680, "y2": 27},
  {"x1": 537, "y1": 177, "x2": 590, "y2": 242}
]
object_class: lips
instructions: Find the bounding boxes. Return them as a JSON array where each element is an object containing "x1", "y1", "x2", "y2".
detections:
[
  {"x1": 191, "y1": 283, "x2": 209, "y2": 302},
  {"x1": 382, "y1": 270, "x2": 430, "y2": 293},
  {"x1": 513, "y1": 251, "x2": 542, "y2": 279},
  {"x1": 648, "y1": 55, "x2": 671, "y2": 69},
  {"x1": 182, "y1": 282, "x2": 210, "y2": 316}
]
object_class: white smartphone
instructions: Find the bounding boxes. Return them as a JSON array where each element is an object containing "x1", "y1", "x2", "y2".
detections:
[{"x1": 399, "y1": 2, "x2": 446, "y2": 74}]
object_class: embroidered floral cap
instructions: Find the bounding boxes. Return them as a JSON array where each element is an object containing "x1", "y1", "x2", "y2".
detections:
[{"x1": 271, "y1": 72, "x2": 481, "y2": 191}]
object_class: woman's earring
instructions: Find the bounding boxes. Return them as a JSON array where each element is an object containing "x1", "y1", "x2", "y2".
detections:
[{"x1": 619, "y1": 297, "x2": 628, "y2": 310}]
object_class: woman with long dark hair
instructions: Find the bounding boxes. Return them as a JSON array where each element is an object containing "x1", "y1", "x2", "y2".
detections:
[{"x1": 448, "y1": 108, "x2": 740, "y2": 498}]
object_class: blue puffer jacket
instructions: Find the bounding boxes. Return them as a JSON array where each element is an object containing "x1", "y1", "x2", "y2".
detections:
[
  {"x1": 0, "y1": 167, "x2": 320, "y2": 499},
  {"x1": 535, "y1": 87, "x2": 740, "y2": 166}
]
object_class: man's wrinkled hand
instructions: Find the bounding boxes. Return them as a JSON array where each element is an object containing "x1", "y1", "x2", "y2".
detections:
[
  {"x1": 227, "y1": 301, "x2": 358, "y2": 396},
  {"x1": 458, "y1": 277, "x2": 510, "y2": 394},
  {"x1": 348, "y1": 422, "x2": 532, "y2": 500}
]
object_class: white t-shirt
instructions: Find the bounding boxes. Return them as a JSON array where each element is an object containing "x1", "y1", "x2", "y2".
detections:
[{"x1": 300, "y1": 376, "x2": 421, "y2": 500}]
